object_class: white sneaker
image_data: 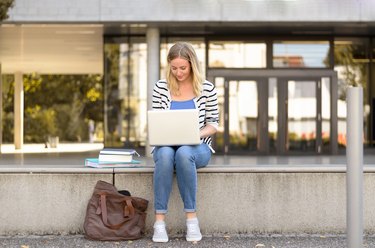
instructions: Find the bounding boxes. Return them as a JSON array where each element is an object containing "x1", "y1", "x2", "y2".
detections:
[
  {"x1": 152, "y1": 221, "x2": 169, "y2": 243},
  {"x1": 186, "y1": 218, "x2": 202, "y2": 242}
]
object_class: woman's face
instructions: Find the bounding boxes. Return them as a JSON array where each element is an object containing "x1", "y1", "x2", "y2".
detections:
[{"x1": 170, "y1": 57, "x2": 191, "y2": 83}]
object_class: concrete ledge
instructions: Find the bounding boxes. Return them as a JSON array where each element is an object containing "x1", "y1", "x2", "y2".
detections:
[
  {"x1": 115, "y1": 171, "x2": 375, "y2": 235},
  {"x1": 0, "y1": 168, "x2": 114, "y2": 174},
  {"x1": 1, "y1": 167, "x2": 375, "y2": 236},
  {"x1": 2, "y1": 164, "x2": 375, "y2": 174}
]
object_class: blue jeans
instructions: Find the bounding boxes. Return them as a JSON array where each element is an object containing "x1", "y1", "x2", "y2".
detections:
[{"x1": 153, "y1": 143, "x2": 211, "y2": 214}]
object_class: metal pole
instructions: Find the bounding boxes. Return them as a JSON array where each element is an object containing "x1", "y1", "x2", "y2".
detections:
[{"x1": 346, "y1": 86, "x2": 363, "y2": 248}]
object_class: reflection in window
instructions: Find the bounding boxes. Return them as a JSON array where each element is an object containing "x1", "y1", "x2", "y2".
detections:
[
  {"x1": 273, "y1": 41, "x2": 330, "y2": 68},
  {"x1": 214, "y1": 77, "x2": 225, "y2": 153},
  {"x1": 287, "y1": 80, "x2": 316, "y2": 151},
  {"x1": 4, "y1": 73, "x2": 103, "y2": 144},
  {"x1": 104, "y1": 41, "x2": 148, "y2": 149},
  {"x1": 268, "y1": 78, "x2": 277, "y2": 152},
  {"x1": 2, "y1": 74, "x2": 15, "y2": 143},
  {"x1": 229, "y1": 80, "x2": 258, "y2": 152},
  {"x1": 160, "y1": 40, "x2": 206, "y2": 78},
  {"x1": 209, "y1": 41, "x2": 266, "y2": 68},
  {"x1": 334, "y1": 39, "x2": 370, "y2": 147},
  {"x1": 372, "y1": 38, "x2": 375, "y2": 143},
  {"x1": 322, "y1": 78, "x2": 331, "y2": 151}
]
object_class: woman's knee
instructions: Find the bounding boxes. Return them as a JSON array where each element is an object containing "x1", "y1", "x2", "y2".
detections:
[
  {"x1": 154, "y1": 147, "x2": 175, "y2": 163},
  {"x1": 175, "y1": 146, "x2": 194, "y2": 164}
]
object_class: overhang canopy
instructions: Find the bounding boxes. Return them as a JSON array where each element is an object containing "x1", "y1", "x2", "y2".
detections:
[{"x1": 0, "y1": 25, "x2": 103, "y2": 74}]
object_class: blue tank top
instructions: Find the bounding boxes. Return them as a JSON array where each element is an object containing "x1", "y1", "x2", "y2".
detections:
[{"x1": 170, "y1": 99, "x2": 196, "y2": 110}]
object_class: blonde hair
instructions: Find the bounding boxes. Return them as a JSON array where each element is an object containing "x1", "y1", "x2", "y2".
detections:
[{"x1": 166, "y1": 42, "x2": 203, "y2": 97}]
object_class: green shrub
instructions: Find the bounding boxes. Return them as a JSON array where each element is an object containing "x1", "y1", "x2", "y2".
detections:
[{"x1": 24, "y1": 106, "x2": 57, "y2": 143}]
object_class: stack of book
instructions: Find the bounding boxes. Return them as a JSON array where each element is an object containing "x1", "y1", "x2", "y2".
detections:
[{"x1": 85, "y1": 148, "x2": 141, "y2": 168}]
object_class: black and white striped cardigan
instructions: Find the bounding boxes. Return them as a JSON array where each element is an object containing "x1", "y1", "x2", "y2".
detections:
[{"x1": 152, "y1": 79, "x2": 219, "y2": 152}]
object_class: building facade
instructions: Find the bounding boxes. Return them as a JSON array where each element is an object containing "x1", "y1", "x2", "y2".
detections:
[{"x1": 1, "y1": 0, "x2": 375, "y2": 155}]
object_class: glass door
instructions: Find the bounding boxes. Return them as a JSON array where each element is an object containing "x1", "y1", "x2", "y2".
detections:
[
  {"x1": 208, "y1": 69, "x2": 337, "y2": 155},
  {"x1": 214, "y1": 77, "x2": 268, "y2": 154},
  {"x1": 277, "y1": 78, "x2": 323, "y2": 154}
]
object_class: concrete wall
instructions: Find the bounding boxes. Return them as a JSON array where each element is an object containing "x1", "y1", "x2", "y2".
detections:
[
  {"x1": 1, "y1": 171, "x2": 375, "y2": 236},
  {"x1": 0, "y1": 174, "x2": 112, "y2": 235},
  {"x1": 7, "y1": 0, "x2": 375, "y2": 23}
]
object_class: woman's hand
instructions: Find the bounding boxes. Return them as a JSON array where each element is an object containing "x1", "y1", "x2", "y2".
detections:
[{"x1": 199, "y1": 124, "x2": 217, "y2": 138}]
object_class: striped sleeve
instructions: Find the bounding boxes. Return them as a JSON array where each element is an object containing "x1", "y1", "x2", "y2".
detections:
[
  {"x1": 204, "y1": 82, "x2": 219, "y2": 129},
  {"x1": 152, "y1": 81, "x2": 167, "y2": 110}
]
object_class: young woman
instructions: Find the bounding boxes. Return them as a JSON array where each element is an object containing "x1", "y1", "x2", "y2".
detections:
[{"x1": 151, "y1": 42, "x2": 219, "y2": 242}]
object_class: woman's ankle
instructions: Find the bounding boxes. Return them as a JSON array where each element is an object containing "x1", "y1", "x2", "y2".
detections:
[
  {"x1": 186, "y1": 212, "x2": 197, "y2": 220},
  {"x1": 155, "y1": 213, "x2": 166, "y2": 222}
]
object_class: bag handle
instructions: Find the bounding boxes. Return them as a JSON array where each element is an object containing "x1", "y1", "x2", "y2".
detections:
[{"x1": 97, "y1": 193, "x2": 136, "y2": 230}]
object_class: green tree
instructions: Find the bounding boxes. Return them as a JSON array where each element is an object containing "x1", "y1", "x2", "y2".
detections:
[
  {"x1": 1, "y1": 0, "x2": 15, "y2": 142},
  {"x1": 104, "y1": 44, "x2": 122, "y2": 144},
  {"x1": 324, "y1": 43, "x2": 368, "y2": 100},
  {"x1": 1, "y1": 75, "x2": 15, "y2": 142},
  {"x1": 23, "y1": 74, "x2": 103, "y2": 143},
  {"x1": 0, "y1": 0, "x2": 14, "y2": 21},
  {"x1": 333, "y1": 44, "x2": 368, "y2": 101}
]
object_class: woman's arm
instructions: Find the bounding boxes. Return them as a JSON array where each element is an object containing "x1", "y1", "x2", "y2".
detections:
[
  {"x1": 203, "y1": 82, "x2": 219, "y2": 132},
  {"x1": 200, "y1": 124, "x2": 217, "y2": 138},
  {"x1": 152, "y1": 81, "x2": 164, "y2": 110}
]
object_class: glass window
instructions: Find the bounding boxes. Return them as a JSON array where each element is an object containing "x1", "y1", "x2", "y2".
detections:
[
  {"x1": 209, "y1": 41, "x2": 266, "y2": 68},
  {"x1": 322, "y1": 77, "x2": 331, "y2": 152},
  {"x1": 16, "y1": 73, "x2": 103, "y2": 145},
  {"x1": 104, "y1": 38, "x2": 148, "y2": 149},
  {"x1": 287, "y1": 80, "x2": 317, "y2": 151},
  {"x1": 228, "y1": 80, "x2": 258, "y2": 152},
  {"x1": 372, "y1": 38, "x2": 375, "y2": 143},
  {"x1": 268, "y1": 78, "x2": 277, "y2": 152},
  {"x1": 160, "y1": 39, "x2": 206, "y2": 78},
  {"x1": 334, "y1": 38, "x2": 370, "y2": 148},
  {"x1": 273, "y1": 41, "x2": 330, "y2": 68},
  {"x1": 213, "y1": 77, "x2": 225, "y2": 153},
  {"x1": 1, "y1": 74, "x2": 15, "y2": 143}
]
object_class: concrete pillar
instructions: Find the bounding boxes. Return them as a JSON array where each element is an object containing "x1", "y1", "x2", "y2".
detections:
[
  {"x1": 14, "y1": 72, "x2": 24, "y2": 149},
  {"x1": 146, "y1": 27, "x2": 160, "y2": 156}
]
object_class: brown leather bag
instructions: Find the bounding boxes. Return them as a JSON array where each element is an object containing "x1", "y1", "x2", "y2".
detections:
[{"x1": 83, "y1": 180, "x2": 149, "y2": 241}]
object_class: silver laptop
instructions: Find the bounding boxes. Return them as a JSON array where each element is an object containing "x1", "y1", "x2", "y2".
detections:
[{"x1": 147, "y1": 109, "x2": 201, "y2": 146}]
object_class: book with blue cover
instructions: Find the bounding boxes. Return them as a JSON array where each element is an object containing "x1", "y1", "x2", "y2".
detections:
[{"x1": 85, "y1": 158, "x2": 141, "y2": 168}]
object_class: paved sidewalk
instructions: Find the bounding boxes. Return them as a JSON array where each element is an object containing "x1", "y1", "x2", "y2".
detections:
[{"x1": 1, "y1": 234, "x2": 375, "y2": 248}]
